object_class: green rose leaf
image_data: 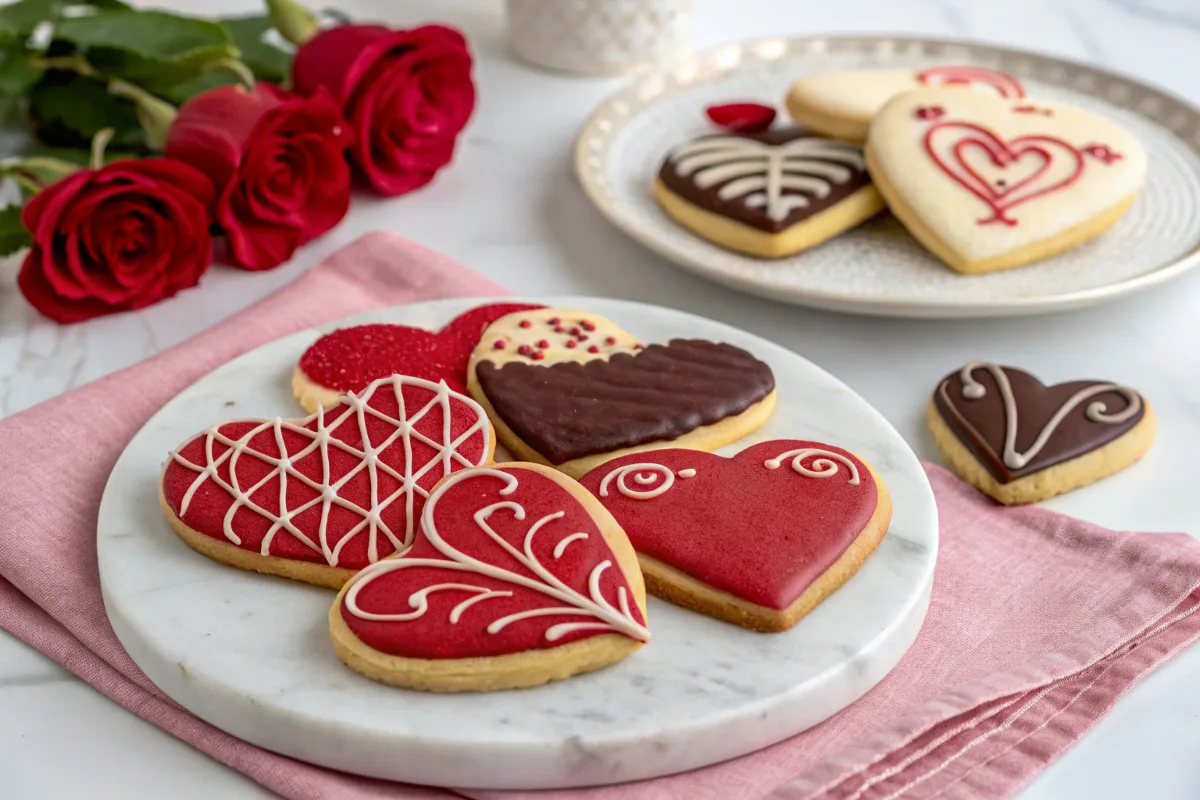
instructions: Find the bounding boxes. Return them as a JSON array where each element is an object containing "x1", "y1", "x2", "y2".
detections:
[
  {"x1": 222, "y1": 15, "x2": 292, "y2": 82},
  {"x1": 0, "y1": 50, "x2": 41, "y2": 126},
  {"x1": 52, "y1": 10, "x2": 237, "y2": 93},
  {"x1": 0, "y1": 50, "x2": 41, "y2": 95},
  {"x1": 0, "y1": 204, "x2": 32, "y2": 257},
  {"x1": 0, "y1": 0, "x2": 131, "y2": 43},
  {"x1": 159, "y1": 70, "x2": 236, "y2": 107},
  {"x1": 28, "y1": 71, "x2": 143, "y2": 148}
]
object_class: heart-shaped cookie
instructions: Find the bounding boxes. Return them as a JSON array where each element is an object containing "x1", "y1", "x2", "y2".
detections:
[
  {"x1": 160, "y1": 375, "x2": 495, "y2": 588},
  {"x1": 293, "y1": 302, "x2": 544, "y2": 412},
  {"x1": 469, "y1": 312, "x2": 777, "y2": 479},
  {"x1": 653, "y1": 128, "x2": 883, "y2": 258},
  {"x1": 867, "y1": 88, "x2": 1147, "y2": 273},
  {"x1": 929, "y1": 361, "x2": 1155, "y2": 504},
  {"x1": 579, "y1": 440, "x2": 891, "y2": 632},
  {"x1": 786, "y1": 65, "x2": 1026, "y2": 142},
  {"x1": 330, "y1": 463, "x2": 650, "y2": 691}
]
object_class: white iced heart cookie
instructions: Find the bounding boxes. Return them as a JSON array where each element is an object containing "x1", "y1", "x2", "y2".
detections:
[
  {"x1": 785, "y1": 65, "x2": 1025, "y2": 142},
  {"x1": 866, "y1": 88, "x2": 1147, "y2": 274}
]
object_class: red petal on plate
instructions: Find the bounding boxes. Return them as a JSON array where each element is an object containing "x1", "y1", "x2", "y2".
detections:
[{"x1": 705, "y1": 103, "x2": 777, "y2": 134}]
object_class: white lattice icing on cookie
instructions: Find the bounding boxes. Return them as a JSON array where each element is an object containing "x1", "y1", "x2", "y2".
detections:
[{"x1": 471, "y1": 308, "x2": 642, "y2": 368}]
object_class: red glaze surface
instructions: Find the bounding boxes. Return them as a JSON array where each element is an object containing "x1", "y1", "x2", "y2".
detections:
[
  {"x1": 340, "y1": 466, "x2": 648, "y2": 658},
  {"x1": 579, "y1": 440, "x2": 879, "y2": 610}
]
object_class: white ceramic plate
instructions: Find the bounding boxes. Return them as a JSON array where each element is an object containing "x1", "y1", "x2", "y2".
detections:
[
  {"x1": 97, "y1": 297, "x2": 937, "y2": 790},
  {"x1": 575, "y1": 36, "x2": 1200, "y2": 318}
]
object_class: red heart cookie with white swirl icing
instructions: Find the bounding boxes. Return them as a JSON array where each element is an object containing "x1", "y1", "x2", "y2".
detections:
[
  {"x1": 293, "y1": 302, "x2": 545, "y2": 413},
  {"x1": 329, "y1": 463, "x2": 649, "y2": 692},
  {"x1": 867, "y1": 88, "x2": 1147, "y2": 274},
  {"x1": 579, "y1": 439, "x2": 891, "y2": 632},
  {"x1": 160, "y1": 375, "x2": 495, "y2": 589}
]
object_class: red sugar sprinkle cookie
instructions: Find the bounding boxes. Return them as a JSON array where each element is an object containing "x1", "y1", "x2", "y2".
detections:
[{"x1": 293, "y1": 303, "x2": 544, "y2": 413}]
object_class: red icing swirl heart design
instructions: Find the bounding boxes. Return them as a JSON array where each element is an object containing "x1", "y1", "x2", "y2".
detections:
[
  {"x1": 924, "y1": 122, "x2": 1085, "y2": 226},
  {"x1": 340, "y1": 466, "x2": 649, "y2": 659},
  {"x1": 579, "y1": 440, "x2": 879, "y2": 610},
  {"x1": 298, "y1": 302, "x2": 545, "y2": 395},
  {"x1": 162, "y1": 376, "x2": 492, "y2": 570}
]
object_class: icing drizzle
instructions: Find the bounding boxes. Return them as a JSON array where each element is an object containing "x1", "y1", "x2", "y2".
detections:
[
  {"x1": 668, "y1": 135, "x2": 867, "y2": 222},
  {"x1": 764, "y1": 447, "x2": 861, "y2": 484},
  {"x1": 951, "y1": 361, "x2": 1142, "y2": 470},
  {"x1": 599, "y1": 462, "x2": 697, "y2": 500},
  {"x1": 168, "y1": 376, "x2": 489, "y2": 566},
  {"x1": 344, "y1": 468, "x2": 650, "y2": 644}
]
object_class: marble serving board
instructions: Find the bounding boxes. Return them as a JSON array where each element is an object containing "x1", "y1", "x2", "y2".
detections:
[{"x1": 96, "y1": 297, "x2": 938, "y2": 790}]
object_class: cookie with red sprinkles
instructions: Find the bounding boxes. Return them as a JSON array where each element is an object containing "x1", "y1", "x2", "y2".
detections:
[{"x1": 293, "y1": 302, "x2": 545, "y2": 413}]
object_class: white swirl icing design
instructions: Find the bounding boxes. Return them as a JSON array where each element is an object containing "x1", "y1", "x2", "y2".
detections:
[
  {"x1": 598, "y1": 462, "x2": 697, "y2": 500},
  {"x1": 763, "y1": 447, "x2": 861, "y2": 485},
  {"x1": 952, "y1": 361, "x2": 1142, "y2": 470},
  {"x1": 344, "y1": 469, "x2": 650, "y2": 643},
  {"x1": 670, "y1": 136, "x2": 867, "y2": 222},
  {"x1": 168, "y1": 375, "x2": 489, "y2": 566}
]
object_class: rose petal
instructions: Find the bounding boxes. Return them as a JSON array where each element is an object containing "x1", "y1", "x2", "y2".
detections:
[{"x1": 705, "y1": 102, "x2": 777, "y2": 134}]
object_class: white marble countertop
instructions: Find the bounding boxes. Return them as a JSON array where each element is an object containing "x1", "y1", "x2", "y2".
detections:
[{"x1": 2, "y1": 0, "x2": 1199, "y2": 797}]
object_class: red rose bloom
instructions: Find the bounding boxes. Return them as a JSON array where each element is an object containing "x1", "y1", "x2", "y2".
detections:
[
  {"x1": 164, "y1": 83, "x2": 351, "y2": 270},
  {"x1": 292, "y1": 24, "x2": 475, "y2": 196},
  {"x1": 18, "y1": 159, "x2": 214, "y2": 324}
]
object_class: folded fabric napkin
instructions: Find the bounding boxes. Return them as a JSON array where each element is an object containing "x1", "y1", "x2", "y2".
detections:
[{"x1": 1, "y1": 231, "x2": 1197, "y2": 800}]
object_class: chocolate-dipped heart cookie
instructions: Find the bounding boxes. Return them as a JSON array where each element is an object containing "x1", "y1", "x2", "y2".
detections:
[
  {"x1": 467, "y1": 308, "x2": 776, "y2": 479},
  {"x1": 928, "y1": 361, "x2": 1155, "y2": 504},
  {"x1": 653, "y1": 127, "x2": 883, "y2": 258}
]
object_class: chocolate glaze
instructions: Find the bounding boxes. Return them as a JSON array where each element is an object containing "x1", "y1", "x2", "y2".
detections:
[
  {"x1": 658, "y1": 127, "x2": 872, "y2": 232},
  {"x1": 933, "y1": 364, "x2": 1145, "y2": 483},
  {"x1": 476, "y1": 339, "x2": 776, "y2": 464}
]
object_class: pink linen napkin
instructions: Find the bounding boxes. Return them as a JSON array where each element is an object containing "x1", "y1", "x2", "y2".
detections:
[{"x1": 1, "y1": 230, "x2": 1198, "y2": 800}]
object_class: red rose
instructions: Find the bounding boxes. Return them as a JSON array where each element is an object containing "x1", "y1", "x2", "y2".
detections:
[
  {"x1": 164, "y1": 83, "x2": 351, "y2": 271},
  {"x1": 18, "y1": 159, "x2": 214, "y2": 324},
  {"x1": 292, "y1": 24, "x2": 475, "y2": 196}
]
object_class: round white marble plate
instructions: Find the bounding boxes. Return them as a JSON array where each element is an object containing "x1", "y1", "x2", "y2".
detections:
[
  {"x1": 575, "y1": 36, "x2": 1200, "y2": 318},
  {"x1": 97, "y1": 297, "x2": 937, "y2": 790}
]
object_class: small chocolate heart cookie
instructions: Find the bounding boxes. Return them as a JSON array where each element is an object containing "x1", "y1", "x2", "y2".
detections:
[{"x1": 928, "y1": 361, "x2": 1155, "y2": 504}]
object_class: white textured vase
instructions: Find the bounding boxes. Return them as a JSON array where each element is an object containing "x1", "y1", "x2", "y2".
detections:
[{"x1": 505, "y1": 0, "x2": 694, "y2": 75}]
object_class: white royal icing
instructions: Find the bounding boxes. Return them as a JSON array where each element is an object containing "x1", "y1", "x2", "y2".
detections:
[
  {"x1": 949, "y1": 361, "x2": 1142, "y2": 470},
  {"x1": 598, "y1": 462, "x2": 690, "y2": 500},
  {"x1": 670, "y1": 136, "x2": 867, "y2": 222},
  {"x1": 763, "y1": 447, "x2": 861, "y2": 485},
  {"x1": 169, "y1": 375, "x2": 490, "y2": 567},
  {"x1": 343, "y1": 468, "x2": 650, "y2": 643}
]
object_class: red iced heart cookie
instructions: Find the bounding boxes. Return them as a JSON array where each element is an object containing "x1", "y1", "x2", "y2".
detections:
[
  {"x1": 579, "y1": 439, "x2": 891, "y2": 631},
  {"x1": 293, "y1": 302, "x2": 544, "y2": 412},
  {"x1": 330, "y1": 463, "x2": 650, "y2": 691},
  {"x1": 160, "y1": 375, "x2": 495, "y2": 588}
]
